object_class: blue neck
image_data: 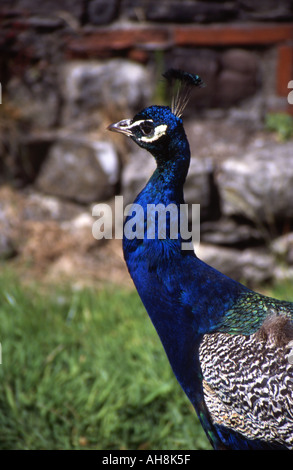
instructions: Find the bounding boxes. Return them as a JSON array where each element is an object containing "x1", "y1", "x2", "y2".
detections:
[
  {"x1": 148, "y1": 131, "x2": 191, "y2": 200},
  {"x1": 122, "y1": 130, "x2": 248, "y2": 414}
]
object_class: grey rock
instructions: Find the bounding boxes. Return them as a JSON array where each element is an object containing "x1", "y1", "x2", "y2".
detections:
[
  {"x1": 201, "y1": 217, "x2": 263, "y2": 246},
  {"x1": 23, "y1": 192, "x2": 84, "y2": 222},
  {"x1": 60, "y1": 59, "x2": 153, "y2": 130},
  {"x1": 87, "y1": 0, "x2": 119, "y2": 25},
  {"x1": 184, "y1": 156, "x2": 214, "y2": 219},
  {"x1": 144, "y1": 1, "x2": 237, "y2": 23},
  {"x1": 216, "y1": 142, "x2": 293, "y2": 223},
  {"x1": 271, "y1": 233, "x2": 293, "y2": 265},
  {"x1": 0, "y1": 196, "x2": 18, "y2": 259},
  {"x1": 221, "y1": 49, "x2": 259, "y2": 76},
  {"x1": 237, "y1": 0, "x2": 293, "y2": 20},
  {"x1": 36, "y1": 136, "x2": 119, "y2": 204},
  {"x1": 215, "y1": 69, "x2": 258, "y2": 107},
  {"x1": 121, "y1": 146, "x2": 156, "y2": 206},
  {"x1": 6, "y1": 74, "x2": 59, "y2": 130},
  {"x1": 197, "y1": 243, "x2": 275, "y2": 285},
  {"x1": 3, "y1": 0, "x2": 84, "y2": 20}
]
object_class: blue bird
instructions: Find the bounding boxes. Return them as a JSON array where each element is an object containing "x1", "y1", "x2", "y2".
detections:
[{"x1": 108, "y1": 69, "x2": 293, "y2": 450}]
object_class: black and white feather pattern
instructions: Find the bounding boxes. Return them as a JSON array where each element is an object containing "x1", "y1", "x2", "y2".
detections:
[{"x1": 199, "y1": 314, "x2": 293, "y2": 448}]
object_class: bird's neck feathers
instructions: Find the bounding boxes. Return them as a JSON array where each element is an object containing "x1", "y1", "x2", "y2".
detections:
[
  {"x1": 139, "y1": 126, "x2": 191, "y2": 206},
  {"x1": 122, "y1": 127, "x2": 192, "y2": 280}
]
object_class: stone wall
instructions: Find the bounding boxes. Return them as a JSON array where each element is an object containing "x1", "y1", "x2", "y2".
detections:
[{"x1": 0, "y1": 0, "x2": 293, "y2": 286}]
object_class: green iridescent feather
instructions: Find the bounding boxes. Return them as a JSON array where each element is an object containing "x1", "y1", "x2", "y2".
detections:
[{"x1": 217, "y1": 292, "x2": 293, "y2": 335}]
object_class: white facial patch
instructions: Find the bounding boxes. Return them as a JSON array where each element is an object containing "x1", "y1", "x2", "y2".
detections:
[
  {"x1": 127, "y1": 119, "x2": 153, "y2": 129},
  {"x1": 140, "y1": 124, "x2": 168, "y2": 142}
]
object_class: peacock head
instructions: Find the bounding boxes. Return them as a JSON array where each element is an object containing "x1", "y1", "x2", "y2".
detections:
[
  {"x1": 108, "y1": 69, "x2": 205, "y2": 163},
  {"x1": 108, "y1": 105, "x2": 185, "y2": 158}
]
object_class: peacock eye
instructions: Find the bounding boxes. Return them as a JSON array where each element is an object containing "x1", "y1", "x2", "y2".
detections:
[{"x1": 139, "y1": 121, "x2": 155, "y2": 136}]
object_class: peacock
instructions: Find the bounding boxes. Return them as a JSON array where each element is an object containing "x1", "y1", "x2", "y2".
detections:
[{"x1": 108, "y1": 69, "x2": 293, "y2": 450}]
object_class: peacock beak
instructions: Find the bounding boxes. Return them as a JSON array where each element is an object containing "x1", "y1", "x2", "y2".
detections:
[{"x1": 107, "y1": 119, "x2": 133, "y2": 136}]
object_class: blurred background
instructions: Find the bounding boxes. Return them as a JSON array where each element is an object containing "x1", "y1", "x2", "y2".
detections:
[{"x1": 0, "y1": 0, "x2": 293, "y2": 451}]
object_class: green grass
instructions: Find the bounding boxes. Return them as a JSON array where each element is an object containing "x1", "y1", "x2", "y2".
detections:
[
  {"x1": 264, "y1": 280, "x2": 293, "y2": 303},
  {"x1": 0, "y1": 269, "x2": 210, "y2": 450},
  {"x1": 265, "y1": 112, "x2": 293, "y2": 141}
]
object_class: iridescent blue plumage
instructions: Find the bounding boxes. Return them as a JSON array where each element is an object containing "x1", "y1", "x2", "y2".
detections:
[{"x1": 108, "y1": 73, "x2": 293, "y2": 450}]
